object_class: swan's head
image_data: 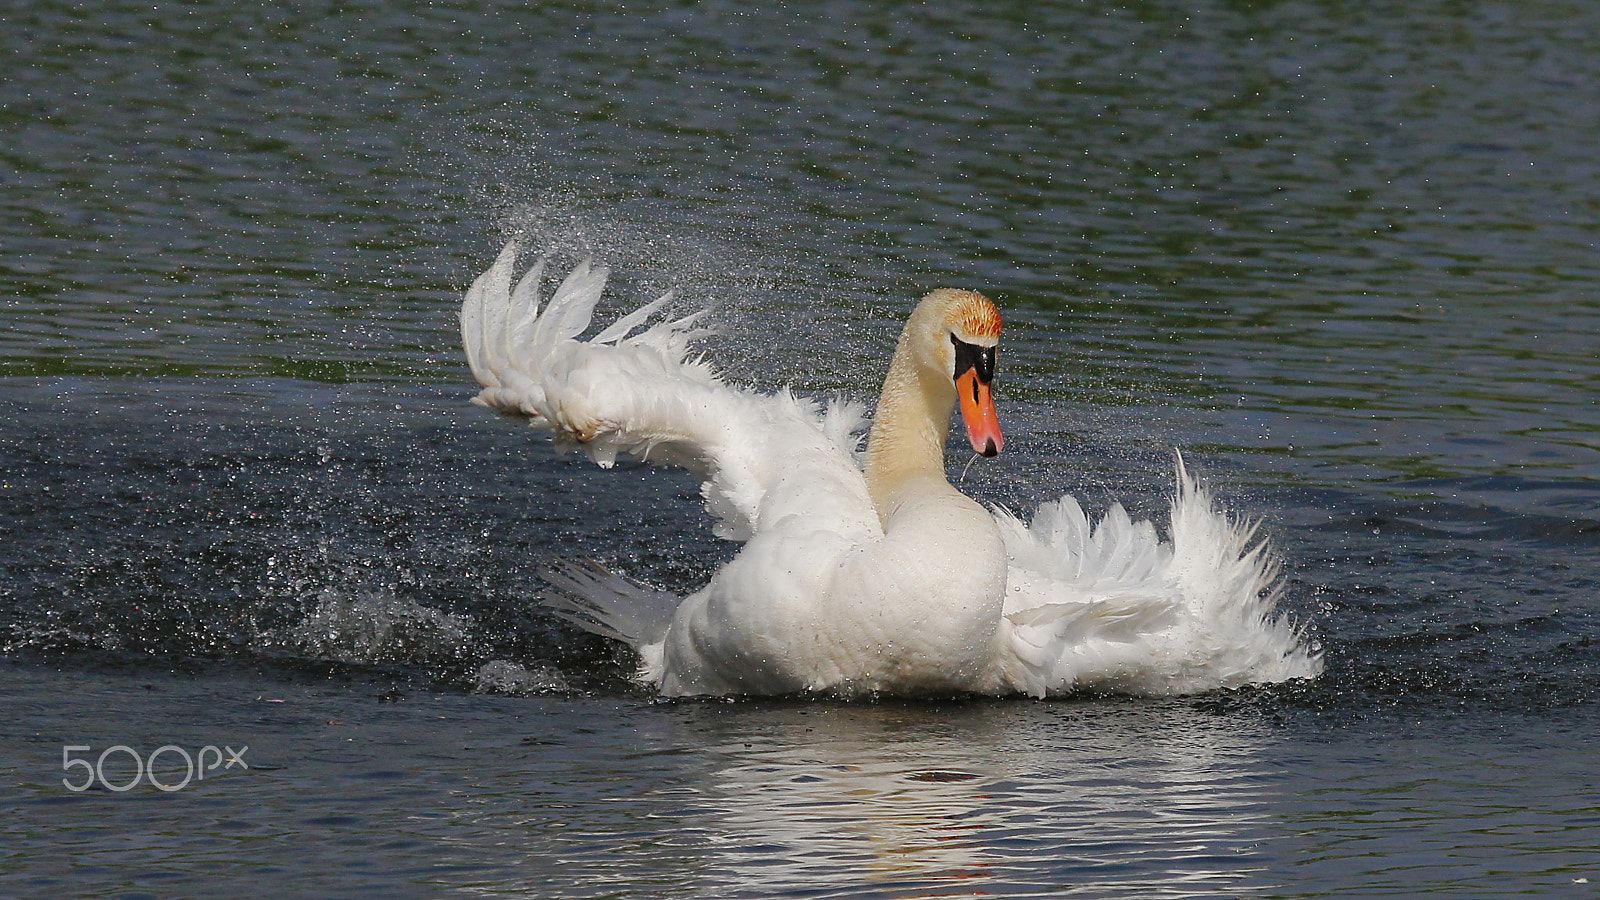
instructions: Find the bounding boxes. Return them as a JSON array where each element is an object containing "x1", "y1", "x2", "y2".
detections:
[{"x1": 920, "y1": 288, "x2": 1003, "y2": 458}]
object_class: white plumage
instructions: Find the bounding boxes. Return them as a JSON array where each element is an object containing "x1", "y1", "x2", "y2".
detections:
[{"x1": 461, "y1": 239, "x2": 1321, "y2": 697}]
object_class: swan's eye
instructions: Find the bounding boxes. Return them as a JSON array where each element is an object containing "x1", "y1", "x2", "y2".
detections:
[{"x1": 951, "y1": 334, "x2": 997, "y2": 383}]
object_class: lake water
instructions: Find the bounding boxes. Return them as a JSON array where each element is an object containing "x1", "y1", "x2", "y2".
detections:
[{"x1": 2, "y1": 1, "x2": 1597, "y2": 897}]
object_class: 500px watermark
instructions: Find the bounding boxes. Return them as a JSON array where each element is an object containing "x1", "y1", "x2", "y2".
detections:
[{"x1": 62, "y1": 744, "x2": 248, "y2": 792}]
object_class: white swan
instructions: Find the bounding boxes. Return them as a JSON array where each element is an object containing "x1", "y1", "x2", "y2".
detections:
[{"x1": 461, "y1": 240, "x2": 1321, "y2": 697}]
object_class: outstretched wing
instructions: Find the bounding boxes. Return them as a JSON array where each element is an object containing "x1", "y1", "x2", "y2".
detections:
[{"x1": 460, "y1": 239, "x2": 876, "y2": 544}]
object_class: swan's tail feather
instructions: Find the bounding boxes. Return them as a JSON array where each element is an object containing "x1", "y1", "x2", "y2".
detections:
[{"x1": 539, "y1": 560, "x2": 679, "y2": 651}]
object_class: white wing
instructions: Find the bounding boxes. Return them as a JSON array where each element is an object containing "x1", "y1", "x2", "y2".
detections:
[
  {"x1": 995, "y1": 457, "x2": 1322, "y2": 697},
  {"x1": 462, "y1": 240, "x2": 881, "y2": 656}
]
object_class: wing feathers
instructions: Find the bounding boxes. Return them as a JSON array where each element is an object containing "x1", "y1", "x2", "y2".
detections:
[
  {"x1": 998, "y1": 459, "x2": 1321, "y2": 696},
  {"x1": 507, "y1": 258, "x2": 546, "y2": 359},
  {"x1": 592, "y1": 289, "x2": 674, "y2": 344},
  {"x1": 460, "y1": 239, "x2": 872, "y2": 544},
  {"x1": 459, "y1": 239, "x2": 522, "y2": 389}
]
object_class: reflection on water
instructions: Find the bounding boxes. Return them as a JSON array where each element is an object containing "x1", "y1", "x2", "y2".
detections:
[
  {"x1": 435, "y1": 699, "x2": 1282, "y2": 899},
  {"x1": 698, "y1": 706, "x2": 1013, "y2": 893},
  {"x1": 6, "y1": 680, "x2": 1594, "y2": 899},
  {"x1": 687, "y1": 703, "x2": 1276, "y2": 897}
]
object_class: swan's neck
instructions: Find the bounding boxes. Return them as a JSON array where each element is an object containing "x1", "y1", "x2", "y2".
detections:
[{"x1": 864, "y1": 331, "x2": 956, "y2": 523}]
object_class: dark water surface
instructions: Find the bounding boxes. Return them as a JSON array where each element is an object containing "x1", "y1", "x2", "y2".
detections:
[{"x1": 3, "y1": 1, "x2": 1597, "y2": 897}]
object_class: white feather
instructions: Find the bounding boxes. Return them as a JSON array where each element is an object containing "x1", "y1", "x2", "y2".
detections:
[
  {"x1": 461, "y1": 241, "x2": 1322, "y2": 697},
  {"x1": 994, "y1": 455, "x2": 1318, "y2": 697}
]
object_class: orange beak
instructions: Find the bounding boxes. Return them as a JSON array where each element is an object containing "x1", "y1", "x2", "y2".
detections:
[{"x1": 956, "y1": 368, "x2": 1003, "y2": 457}]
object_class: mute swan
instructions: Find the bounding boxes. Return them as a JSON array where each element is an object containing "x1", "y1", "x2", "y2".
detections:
[{"x1": 461, "y1": 240, "x2": 1321, "y2": 697}]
